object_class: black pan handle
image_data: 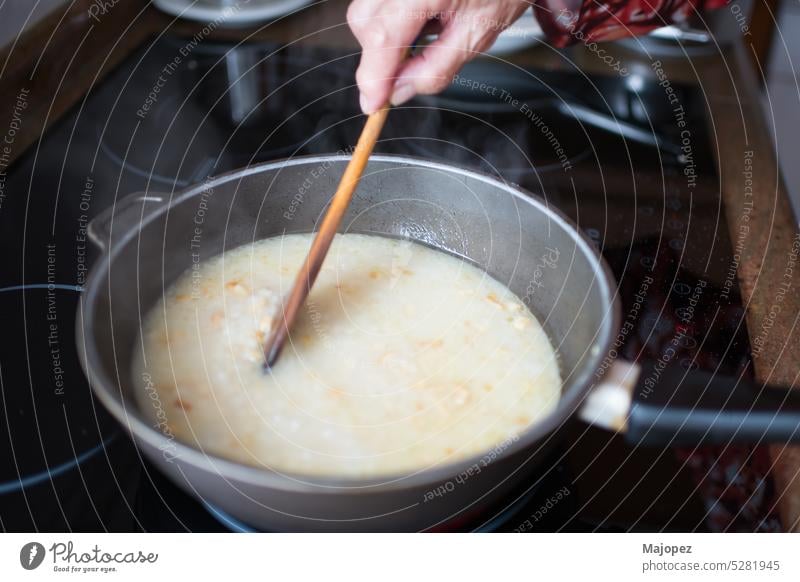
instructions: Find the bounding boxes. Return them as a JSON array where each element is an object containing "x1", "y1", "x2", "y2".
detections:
[{"x1": 627, "y1": 361, "x2": 800, "y2": 446}]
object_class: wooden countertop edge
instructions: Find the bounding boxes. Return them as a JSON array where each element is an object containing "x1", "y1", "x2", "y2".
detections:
[
  {"x1": 0, "y1": 0, "x2": 159, "y2": 168},
  {"x1": 704, "y1": 41, "x2": 800, "y2": 531}
]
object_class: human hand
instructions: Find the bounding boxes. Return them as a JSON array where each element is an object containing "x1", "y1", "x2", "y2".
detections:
[{"x1": 347, "y1": 0, "x2": 532, "y2": 113}]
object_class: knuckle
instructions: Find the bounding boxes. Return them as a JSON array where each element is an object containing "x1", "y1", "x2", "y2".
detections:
[
  {"x1": 348, "y1": 5, "x2": 391, "y2": 47},
  {"x1": 354, "y1": 65, "x2": 370, "y2": 87},
  {"x1": 364, "y1": 25, "x2": 390, "y2": 48},
  {"x1": 355, "y1": 63, "x2": 383, "y2": 92},
  {"x1": 417, "y1": 73, "x2": 452, "y2": 94},
  {"x1": 346, "y1": 1, "x2": 370, "y2": 32},
  {"x1": 431, "y1": 75, "x2": 453, "y2": 92}
]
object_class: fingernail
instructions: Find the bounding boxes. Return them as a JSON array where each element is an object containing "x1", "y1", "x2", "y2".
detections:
[
  {"x1": 390, "y1": 82, "x2": 415, "y2": 107},
  {"x1": 359, "y1": 93, "x2": 373, "y2": 114}
]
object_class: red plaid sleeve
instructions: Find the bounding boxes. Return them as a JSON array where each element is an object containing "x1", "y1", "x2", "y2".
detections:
[{"x1": 532, "y1": 0, "x2": 730, "y2": 47}]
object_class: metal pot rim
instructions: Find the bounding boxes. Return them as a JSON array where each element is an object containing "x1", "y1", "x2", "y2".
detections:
[{"x1": 79, "y1": 153, "x2": 622, "y2": 494}]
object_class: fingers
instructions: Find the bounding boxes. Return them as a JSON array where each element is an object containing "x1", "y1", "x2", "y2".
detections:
[
  {"x1": 390, "y1": 24, "x2": 488, "y2": 106},
  {"x1": 347, "y1": 0, "x2": 532, "y2": 112},
  {"x1": 347, "y1": 1, "x2": 424, "y2": 114}
]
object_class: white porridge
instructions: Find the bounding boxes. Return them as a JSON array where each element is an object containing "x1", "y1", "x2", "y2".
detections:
[{"x1": 133, "y1": 233, "x2": 561, "y2": 477}]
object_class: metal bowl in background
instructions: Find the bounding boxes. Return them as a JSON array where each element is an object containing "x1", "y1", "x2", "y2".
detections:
[{"x1": 152, "y1": 0, "x2": 315, "y2": 26}]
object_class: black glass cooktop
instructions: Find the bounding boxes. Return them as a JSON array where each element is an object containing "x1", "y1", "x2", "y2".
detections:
[{"x1": 0, "y1": 35, "x2": 779, "y2": 532}]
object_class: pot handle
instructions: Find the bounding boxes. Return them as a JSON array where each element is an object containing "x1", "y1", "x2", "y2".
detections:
[
  {"x1": 578, "y1": 360, "x2": 640, "y2": 432},
  {"x1": 579, "y1": 359, "x2": 800, "y2": 445},
  {"x1": 88, "y1": 192, "x2": 169, "y2": 251},
  {"x1": 626, "y1": 361, "x2": 800, "y2": 446}
]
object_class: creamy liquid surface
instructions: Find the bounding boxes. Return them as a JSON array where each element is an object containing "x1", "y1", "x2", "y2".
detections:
[{"x1": 133, "y1": 234, "x2": 561, "y2": 477}]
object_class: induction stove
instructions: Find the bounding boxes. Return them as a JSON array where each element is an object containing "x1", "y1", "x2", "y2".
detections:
[{"x1": 0, "y1": 34, "x2": 781, "y2": 532}]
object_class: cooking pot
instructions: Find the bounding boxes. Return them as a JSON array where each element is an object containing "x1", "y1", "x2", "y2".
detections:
[{"x1": 77, "y1": 155, "x2": 800, "y2": 531}]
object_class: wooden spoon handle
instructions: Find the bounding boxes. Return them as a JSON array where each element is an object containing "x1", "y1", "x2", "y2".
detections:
[{"x1": 263, "y1": 105, "x2": 391, "y2": 367}]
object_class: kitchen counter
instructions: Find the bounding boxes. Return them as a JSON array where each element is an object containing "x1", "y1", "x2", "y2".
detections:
[{"x1": 1, "y1": 0, "x2": 798, "y2": 530}]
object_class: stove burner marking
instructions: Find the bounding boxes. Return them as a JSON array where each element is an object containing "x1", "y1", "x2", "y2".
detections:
[
  {"x1": 201, "y1": 501, "x2": 255, "y2": 532},
  {"x1": 0, "y1": 433, "x2": 118, "y2": 495},
  {"x1": 0, "y1": 284, "x2": 84, "y2": 293}
]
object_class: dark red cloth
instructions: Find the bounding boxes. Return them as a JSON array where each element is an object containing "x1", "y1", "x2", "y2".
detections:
[{"x1": 533, "y1": 0, "x2": 729, "y2": 47}]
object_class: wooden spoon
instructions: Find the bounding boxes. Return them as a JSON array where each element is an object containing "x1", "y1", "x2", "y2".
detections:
[{"x1": 262, "y1": 103, "x2": 393, "y2": 368}]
